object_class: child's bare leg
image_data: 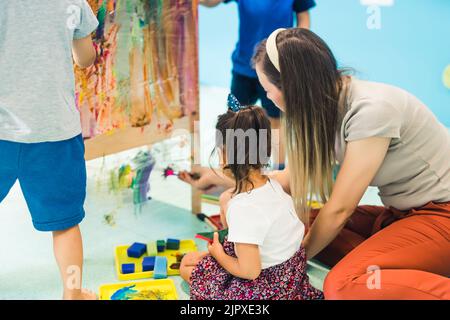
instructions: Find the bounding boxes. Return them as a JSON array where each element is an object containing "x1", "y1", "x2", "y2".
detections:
[
  {"x1": 53, "y1": 225, "x2": 96, "y2": 300},
  {"x1": 180, "y1": 266, "x2": 196, "y2": 284},
  {"x1": 180, "y1": 251, "x2": 209, "y2": 284}
]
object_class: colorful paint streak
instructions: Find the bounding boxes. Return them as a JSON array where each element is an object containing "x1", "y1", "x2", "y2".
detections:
[
  {"x1": 99, "y1": 150, "x2": 155, "y2": 225},
  {"x1": 131, "y1": 150, "x2": 156, "y2": 205},
  {"x1": 106, "y1": 150, "x2": 155, "y2": 203},
  {"x1": 110, "y1": 284, "x2": 170, "y2": 300},
  {"x1": 110, "y1": 285, "x2": 138, "y2": 300},
  {"x1": 76, "y1": 0, "x2": 199, "y2": 138}
]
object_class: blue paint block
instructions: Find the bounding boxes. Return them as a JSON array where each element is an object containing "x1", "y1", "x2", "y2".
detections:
[
  {"x1": 121, "y1": 263, "x2": 135, "y2": 274},
  {"x1": 127, "y1": 242, "x2": 147, "y2": 258},
  {"x1": 142, "y1": 256, "x2": 156, "y2": 272},
  {"x1": 156, "y1": 240, "x2": 166, "y2": 253},
  {"x1": 153, "y1": 256, "x2": 168, "y2": 279},
  {"x1": 166, "y1": 238, "x2": 180, "y2": 250}
]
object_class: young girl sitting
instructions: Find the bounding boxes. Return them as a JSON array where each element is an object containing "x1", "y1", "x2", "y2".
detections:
[{"x1": 180, "y1": 95, "x2": 323, "y2": 300}]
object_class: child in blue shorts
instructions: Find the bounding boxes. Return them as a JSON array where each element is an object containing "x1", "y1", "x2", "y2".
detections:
[{"x1": 0, "y1": 1, "x2": 98, "y2": 299}]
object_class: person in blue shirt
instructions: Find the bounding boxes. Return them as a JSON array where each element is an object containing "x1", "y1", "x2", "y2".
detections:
[
  {"x1": 200, "y1": 0, "x2": 316, "y2": 169},
  {"x1": 0, "y1": 1, "x2": 98, "y2": 299}
]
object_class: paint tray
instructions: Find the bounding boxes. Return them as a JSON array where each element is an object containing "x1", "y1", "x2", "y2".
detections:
[
  {"x1": 99, "y1": 279, "x2": 178, "y2": 300},
  {"x1": 115, "y1": 239, "x2": 197, "y2": 281}
]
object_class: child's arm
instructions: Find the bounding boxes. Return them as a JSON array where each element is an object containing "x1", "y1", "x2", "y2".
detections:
[
  {"x1": 294, "y1": 0, "x2": 315, "y2": 29},
  {"x1": 208, "y1": 233, "x2": 262, "y2": 280},
  {"x1": 199, "y1": 0, "x2": 224, "y2": 7},
  {"x1": 72, "y1": 35, "x2": 96, "y2": 68},
  {"x1": 297, "y1": 11, "x2": 311, "y2": 29},
  {"x1": 219, "y1": 188, "x2": 234, "y2": 228}
]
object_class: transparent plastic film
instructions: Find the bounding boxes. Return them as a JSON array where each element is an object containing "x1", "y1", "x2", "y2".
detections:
[{"x1": 76, "y1": 0, "x2": 199, "y2": 138}]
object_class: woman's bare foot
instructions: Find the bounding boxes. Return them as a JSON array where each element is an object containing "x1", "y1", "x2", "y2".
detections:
[{"x1": 64, "y1": 288, "x2": 97, "y2": 300}]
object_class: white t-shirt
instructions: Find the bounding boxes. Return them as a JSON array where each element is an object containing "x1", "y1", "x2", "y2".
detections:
[
  {"x1": 226, "y1": 178, "x2": 305, "y2": 269},
  {"x1": 336, "y1": 77, "x2": 450, "y2": 210},
  {"x1": 0, "y1": 0, "x2": 99, "y2": 143}
]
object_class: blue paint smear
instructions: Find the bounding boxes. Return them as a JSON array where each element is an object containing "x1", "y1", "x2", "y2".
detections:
[{"x1": 111, "y1": 285, "x2": 138, "y2": 300}]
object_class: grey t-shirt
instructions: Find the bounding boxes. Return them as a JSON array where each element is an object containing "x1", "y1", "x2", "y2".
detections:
[
  {"x1": 337, "y1": 78, "x2": 450, "y2": 210},
  {"x1": 0, "y1": 0, "x2": 98, "y2": 143}
]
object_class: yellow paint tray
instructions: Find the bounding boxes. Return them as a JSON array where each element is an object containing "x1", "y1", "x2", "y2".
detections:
[
  {"x1": 99, "y1": 279, "x2": 178, "y2": 300},
  {"x1": 114, "y1": 239, "x2": 197, "y2": 281}
]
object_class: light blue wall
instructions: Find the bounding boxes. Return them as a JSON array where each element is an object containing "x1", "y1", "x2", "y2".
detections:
[{"x1": 199, "y1": 0, "x2": 450, "y2": 126}]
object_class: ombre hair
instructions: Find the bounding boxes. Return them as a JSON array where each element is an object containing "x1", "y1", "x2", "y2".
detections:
[{"x1": 253, "y1": 28, "x2": 348, "y2": 224}]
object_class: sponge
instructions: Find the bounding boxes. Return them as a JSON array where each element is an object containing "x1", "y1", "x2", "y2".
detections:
[
  {"x1": 153, "y1": 256, "x2": 168, "y2": 279},
  {"x1": 166, "y1": 238, "x2": 180, "y2": 250},
  {"x1": 121, "y1": 263, "x2": 135, "y2": 274},
  {"x1": 146, "y1": 241, "x2": 158, "y2": 256},
  {"x1": 127, "y1": 242, "x2": 147, "y2": 258},
  {"x1": 142, "y1": 256, "x2": 156, "y2": 272}
]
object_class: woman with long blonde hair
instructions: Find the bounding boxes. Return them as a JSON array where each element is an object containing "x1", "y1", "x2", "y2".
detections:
[{"x1": 180, "y1": 28, "x2": 450, "y2": 299}]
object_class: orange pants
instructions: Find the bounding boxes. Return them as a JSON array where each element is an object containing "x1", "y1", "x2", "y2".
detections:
[{"x1": 310, "y1": 201, "x2": 450, "y2": 300}]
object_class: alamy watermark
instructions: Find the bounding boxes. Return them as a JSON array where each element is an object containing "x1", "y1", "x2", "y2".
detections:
[
  {"x1": 66, "y1": 4, "x2": 82, "y2": 31},
  {"x1": 361, "y1": 0, "x2": 395, "y2": 30},
  {"x1": 366, "y1": 265, "x2": 381, "y2": 290},
  {"x1": 170, "y1": 121, "x2": 281, "y2": 166},
  {"x1": 66, "y1": 265, "x2": 82, "y2": 290}
]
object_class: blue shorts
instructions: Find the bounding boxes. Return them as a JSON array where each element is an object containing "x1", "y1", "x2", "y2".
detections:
[{"x1": 0, "y1": 135, "x2": 86, "y2": 231}]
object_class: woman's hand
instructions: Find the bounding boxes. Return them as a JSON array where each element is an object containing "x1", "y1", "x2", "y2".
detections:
[
  {"x1": 207, "y1": 232, "x2": 225, "y2": 259},
  {"x1": 178, "y1": 167, "x2": 235, "y2": 194}
]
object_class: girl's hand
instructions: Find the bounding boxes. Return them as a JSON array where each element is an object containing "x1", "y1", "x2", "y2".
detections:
[
  {"x1": 178, "y1": 167, "x2": 234, "y2": 194},
  {"x1": 178, "y1": 170, "x2": 219, "y2": 194},
  {"x1": 207, "y1": 232, "x2": 225, "y2": 259}
]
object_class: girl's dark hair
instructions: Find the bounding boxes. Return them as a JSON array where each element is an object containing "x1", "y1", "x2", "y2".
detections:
[
  {"x1": 213, "y1": 106, "x2": 272, "y2": 195},
  {"x1": 252, "y1": 28, "x2": 348, "y2": 224}
]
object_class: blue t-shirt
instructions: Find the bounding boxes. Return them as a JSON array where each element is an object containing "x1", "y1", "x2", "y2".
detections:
[{"x1": 225, "y1": 0, "x2": 316, "y2": 78}]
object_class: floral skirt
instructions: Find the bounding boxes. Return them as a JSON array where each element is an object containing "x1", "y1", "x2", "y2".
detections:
[{"x1": 190, "y1": 240, "x2": 324, "y2": 300}]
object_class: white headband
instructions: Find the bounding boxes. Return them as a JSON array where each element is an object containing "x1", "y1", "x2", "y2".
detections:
[{"x1": 266, "y1": 28, "x2": 286, "y2": 72}]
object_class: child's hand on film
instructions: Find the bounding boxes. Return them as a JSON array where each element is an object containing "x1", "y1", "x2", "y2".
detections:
[
  {"x1": 178, "y1": 170, "x2": 218, "y2": 194},
  {"x1": 207, "y1": 232, "x2": 224, "y2": 259}
]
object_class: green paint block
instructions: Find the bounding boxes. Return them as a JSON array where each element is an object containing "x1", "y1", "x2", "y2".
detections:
[
  {"x1": 156, "y1": 240, "x2": 166, "y2": 252},
  {"x1": 146, "y1": 241, "x2": 157, "y2": 256}
]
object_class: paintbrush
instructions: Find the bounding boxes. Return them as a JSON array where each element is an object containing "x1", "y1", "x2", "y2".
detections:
[
  {"x1": 163, "y1": 166, "x2": 200, "y2": 180},
  {"x1": 196, "y1": 213, "x2": 219, "y2": 230}
]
